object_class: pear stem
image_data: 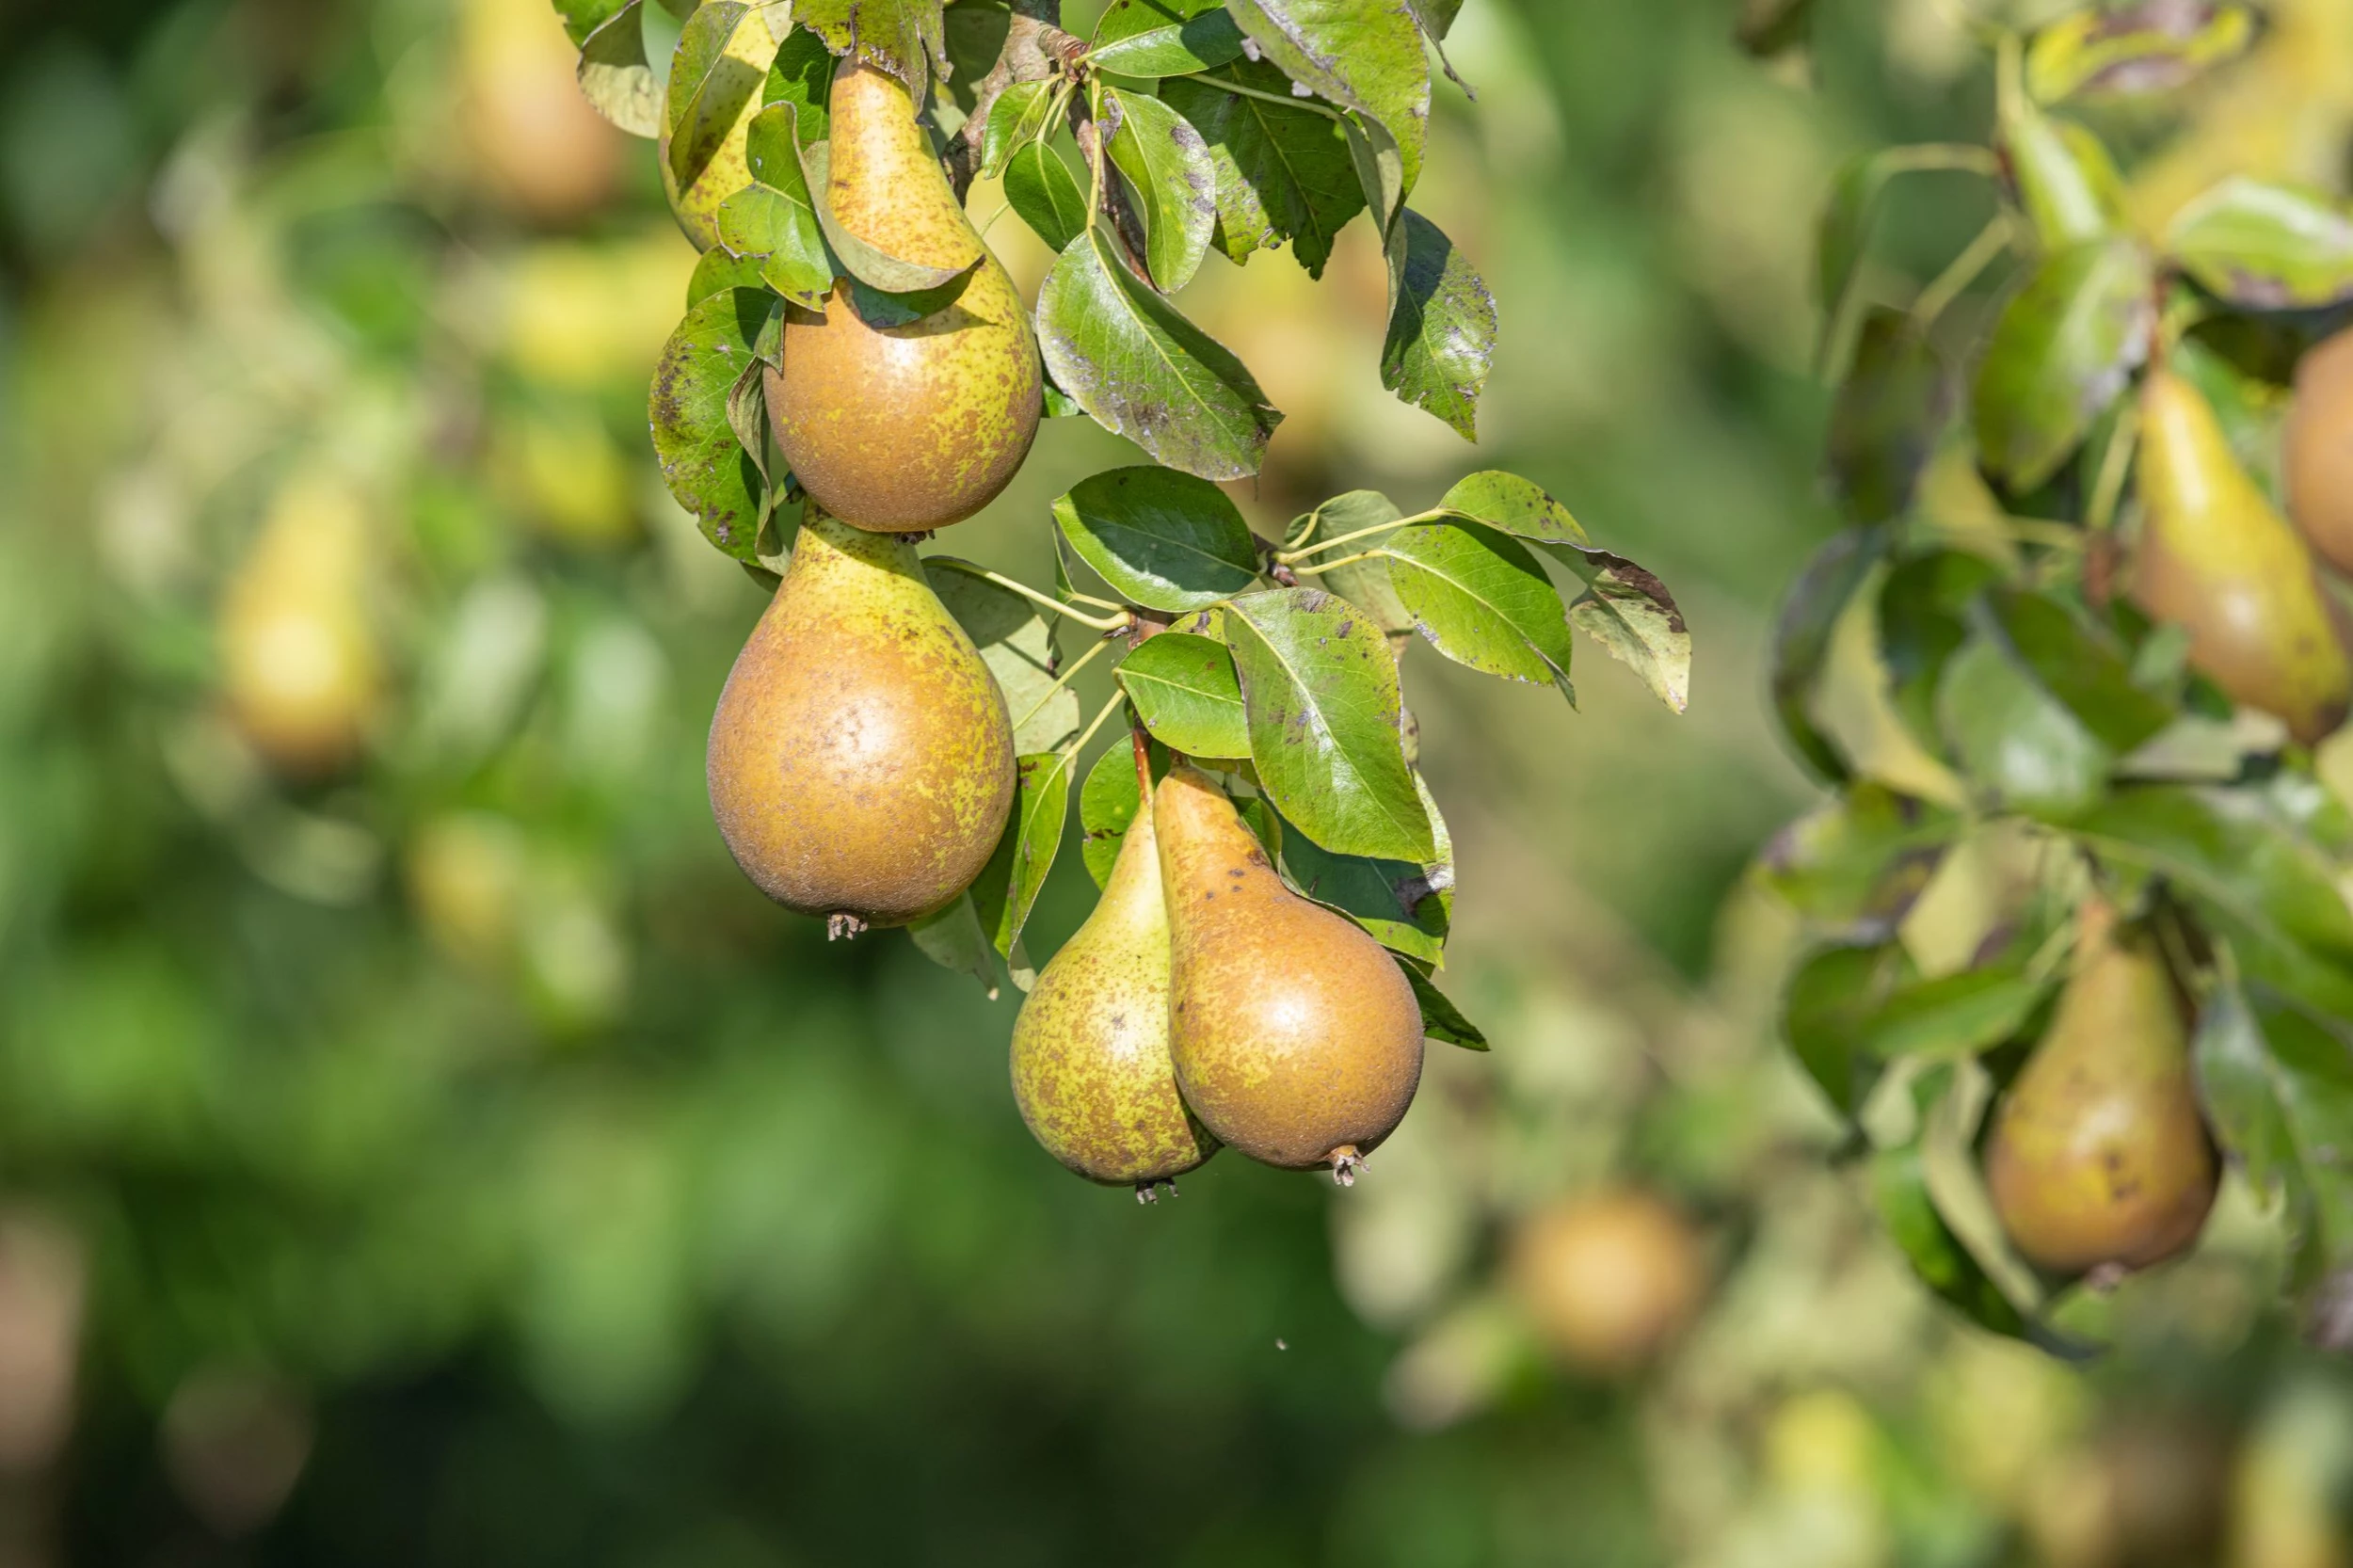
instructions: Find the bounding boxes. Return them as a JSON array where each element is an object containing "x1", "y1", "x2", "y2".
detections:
[
  {"x1": 1131, "y1": 724, "x2": 1154, "y2": 800},
  {"x1": 1278, "y1": 508, "x2": 1442, "y2": 563},
  {"x1": 1064, "y1": 688, "x2": 1128, "y2": 762},
  {"x1": 1193, "y1": 72, "x2": 1348, "y2": 124},
  {"x1": 1289, "y1": 549, "x2": 1390, "y2": 578},
  {"x1": 1013, "y1": 632, "x2": 1114, "y2": 731},
  {"x1": 966, "y1": 567, "x2": 1130, "y2": 632}
]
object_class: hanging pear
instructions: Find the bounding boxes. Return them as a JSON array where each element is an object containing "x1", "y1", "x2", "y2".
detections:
[
  {"x1": 1509, "y1": 1190, "x2": 1706, "y2": 1374},
  {"x1": 658, "y1": 4, "x2": 777, "y2": 250},
  {"x1": 1984, "y1": 905, "x2": 2217, "y2": 1277},
  {"x1": 706, "y1": 509, "x2": 1015, "y2": 929},
  {"x1": 2132, "y1": 366, "x2": 2353, "y2": 745},
  {"x1": 764, "y1": 59, "x2": 1042, "y2": 533},
  {"x1": 218, "y1": 470, "x2": 383, "y2": 776},
  {"x1": 2285, "y1": 325, "x2": 2353, "y2": 578},
  {"x1": 1011, "y1": 773, "x2": 1217, "y2": 1194},
  {"x1": 1155, "y1": 766, "x2": 1424, "y2": 1182}
]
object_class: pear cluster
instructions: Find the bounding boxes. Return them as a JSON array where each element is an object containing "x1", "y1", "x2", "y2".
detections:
[
  {"x1": 1983, "y1": 904, "x2": 2217, "y2": 1280},
  {"x1": 1012, "y1": 764, "x2": 1426, "y2": 1196},
  {"x1": 702, "y1": 57, "x2": 1043, "y2": 930}
]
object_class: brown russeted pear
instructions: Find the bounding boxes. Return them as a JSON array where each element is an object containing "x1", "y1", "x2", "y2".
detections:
[
  {"x1": 219, "y1": 470, "x2": 383, "y2": 776},
  {"x1": 2133, "y1": 366, "x2": 2353, "y2": 745},
  {"x1": 2285, "y1": 325, "x2": 2353, "y2": 577},
  {"x1": 706, "y1": 508, "x2": 1014, "y2": 930},
  {"x1": 1509, "y1": 1190, "x2": 1705, "y2": 1374},
  {"x1": 1011, "y1": 776, "x2": 1217, "y2": 1195},
  {"x1": 764, "y1": 59, "x2": 1042, "y2": 533},
  {"x1": 657, "y1": 4, "x2": 776, "y2": 250},
  {"x1": 1984, "y1": 904, "x2": 2217, "y2": 1277},
  {"x1": 1155, "y1": 765, "x2": 1424, "y2": 1182}
]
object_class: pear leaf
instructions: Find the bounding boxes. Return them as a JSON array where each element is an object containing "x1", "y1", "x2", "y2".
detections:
[
  {"x1": 1105, "y1": 86, "x2": 1219, "y2": 294},
  {"x1": 1985, "y1": 586, "x2": 2174, "y2": 755},
  {"x1": 1091, "y1": 0, "x2": 1247, "y2": 74},
  {"x1": 1769, "y1": 526, "x2": 1886, "y2": 783},
  {"x1": 1118, "y1": 632, "x2": 1250, "y2": 760},
  {"x1": 715, "y1": 105, "x2": 834, "y2": 307},
  {"x1": 687, "y1": 247, "x2": 769, "y2": 306},
  {"x1": 980, "y1": 80, "x2": 1056, "y2": 182},
  {"x1": 924, "y1": 558, "x2": 1081, "y2": 755},
  {"x1": 1758, "y1": 784, "x2": 1959, "y2": 941},
  {"x1": 907, "y1": 893, "x2": 1001, "y2": 998},
  {"x1": 1036, "y1": 227, "x2": 1281, "y2": 481},
  {"x1": 1002, "y1": 142, "x2": 1089, "y2": 253},
  {"x1": 1160, "y1": 61, "x2": 1365, "y2": 276},
  {"x1": 2166, "y1": 178, "x2": 2353, "y2": 311},
  {"x1": 553, "y1": 0, "x2": 632, "y2": 46},
  {"x1": 667, "y1": 3, "x2": 763, "y2": 187},
  {"x1": 1879, "y1": 549, "x2": 2002, "y2": 755},
  {"x1": 1225, "y1": 586, "x2": 1433, "y2": 862},
  {"x1": 761, "y1": 24, "x2": 835, "y2": 138},
  {"x1": 1936, "y1": 617, "x2": 2112, "y2": 816},
  {"x1": 971, "y1": 751, "x2": 1073, "y2": 977},
  {"x1": 649, "y1": 287, "x2": 772, "y2": 562},
  {"x1": 1383, "y1": 522, "x2": 1574, "y2": 694},
  {"x1": 793, "y1": 0, "x2": 945, "y2": 103},
  {"x1": 1077, "y1": 737, "x2": 1171, "y2": 889},
  {"x1": 1274, "y1": 808, "x2": 1449, "y2": 966},
  {"x1": 1972, "y1": 237, "x2": 2155, "y2": 492},
  {"x1": 1381, "y1": 208, "x2": 1495, "y2": 440},
  {"x1": 1873, "y1": 1107, "x2": 2035, "y2": 1341},
  {"x1": 1225, "y1": 0, "x2": 1429, "y2": 213},
  {"x1": 1052, "y1": 466, "x2": 1259, "y2": 613},
  {"x1": 575, "y1": 0, "x2": 662, "y2": 137},
  {"x1": 2025, "y1": 2, "x2": 2257, "y2": 103},
  {"x1": 1401, "y1": 961, "x2": 1485, "y2": 1049},
  {"x1": 1828, "y1": 308, "x2": 1951, "y2": 525}
]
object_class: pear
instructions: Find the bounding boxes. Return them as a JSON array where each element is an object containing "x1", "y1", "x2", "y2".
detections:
[
  {"x1": 2285, "y1": 326, "x2": 2353, "y2": 578},
  {"x1": 2132, "y1": 366, "x2": 2353, "y2": 745},
  {"x1": 1155, "y1": 765, "x2": 1423, "y2": 1181},
  {"x1": 658, "y1": 4, "x2": 777, "y2": 250},
  {"x1": 458, "y1": 0, "x2": 622, "y2": 222},
  {"x1": 1509, "y1": 1190, "x2": 1705, "y2": 1374},
  {"x1": 1011, "y1": 779, "x2": 1217, "y2": 1192},
  {"x1": 1984, "y1": 907, "x2": 2217, "y2": 1277},
  {"x1": 764, "y1": 60, "x2": 1042, "y2": 534},
  {"x1": 706, "y1": 508, "x2": 1014, "y2": 928},
  {"x1": 218, "y1": 471, "x2": 382, "y2": 776}
]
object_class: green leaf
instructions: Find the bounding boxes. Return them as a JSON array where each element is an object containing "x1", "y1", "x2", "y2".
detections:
[
  {"x1": 1051, "y1": 466, "x2": 1260, "y2": 612},
  {"x1": 649, "y1": 287, "x2": 772, "y2": 561},
  {"x1": 940, "y1": 1, "x2": 1011, "y2": 115},
  {"x1": 1546, "y1": 545, "x2": 1690, "y2": 713},
  {"x1": 576, "y1": 0, "x2": 662, "y2": 137},
  {"x1": 1814, "y1": 145, "x2": 1996, "y2": 362},
  {"x1": 1828, "y1": 308, "x2": 1951, "y2": 525},
  {"x1": 1985, "y1": 587, "x2": 2175, "y2": 755},
  {"x1": 1302, "y1": 494, "x2": 1416, "y2": 648},
  {"x1": 1002, "y1": 142, "x2": 1089, "y2": 253},
  {"x1": 1973, "y1": 237, "x2": 2155, "y2": 492},
  {"x1": 1435, "y1": 471, "x2": 1587, "y2": 545},
  {"x1": 922, "y1": 558, "x2": 1081, "y2": 755},
  {"x1": 793, "y1": 0, "x2": 944, "y2": 102},
  {"x1": 1089, "y1": 1, "x2": 1247, "y2": 75},
  {"x1": 2166, "y1": 179, "x2": 2353, "y2": 311},
  {"x1": 2026, "y1": 2, "x2": 2257, "y2": 103},
  {"x1": 1383, "y1": 522, "x2": 1574, "y2": 694},
  {"x1": 760, "y1": 23, "x2": 835, "y2": 140},
  {"x1": 687, "y1": 246, "x2": 769, "y2": 306},
  {"x1": 796, "y1": 138, "x2": 977, "y2": 297},
  {"x1": 1999, "y1": 95, "x2": 2126, "y2": 251},
  {"x1": 1381, "y1": 208, "x2": 1495, "y2": 440},
  {"x1": 1077, "y1": 737, "x2": 1169, "y2": 888},
  {"x1": 1873, "y1": 1135, "x2": 2032, "y2": 1340},
  {"x1": 1936, "y1": 619, "x2": 2111, "y2": 816},
  {"x1": 1879, "y1": 549, "x2": 2002, "y2": 753},
  {"x1": 971, "y1": 751, "x2": 1072, "y2": 970},
  {"x1": 1769, "y1": 527, "x2": 1886, "y2": 783},
  {"x1": 714, "y1": 106, "x2": 833, "y2": 307},
  {"x1": 979, "y1": 80, "x2": 1055, "y2": 182},
  {"x1": 1160, "y1": 61, "x2": 1365, "y2": 277},
  {"x1": 1275, "y1": 809, "x2": 1448, "y2": 966},
  {"x1": 1866, "y1": 967, "x2": 2051, "y2": 1061},
  {"x1": 1036, "y1": 228, "x2": 1281, "y2": 480},
  {"x1": 553, "y1": 0, "x2": 633, "y2": 48},
  {"x1": 1401, "y1": 961, "x2": 1485, "y2": 1049},
  {"x1": 1105, "y1": 86, "x2": 1219, "y2": 294},
  {"x1": 667, "y1": 3, "x2": 763, "y2": 188},
  {"x1": 1784, "y1": 941, "x2": 1900, "y2": 1118},
  {"x1": 907, "y1": 893, "x2": 1000, "y2": 998},
  {"x1": 1759, "y1": 784, "x2": 1959, "y2": 939},
  {"x1": 1225, "y1": 587, "x2": 1433, "y2": 862},
  {"x1": 1117, "y1": 632, "x2": 1250, "y2": 760},
  {"x1": 1225, "y1": 0, "x2": 1429, "y2": 217}
]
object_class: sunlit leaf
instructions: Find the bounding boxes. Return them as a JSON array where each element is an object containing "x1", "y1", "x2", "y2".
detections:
[
  {"x1": 1383, "y1": 522, "x2": 1573, "y2": 693},
  {"x1": 1225, "y1": 0, "x2": 1430, "y2": 212},
  {"x1": 925, "y1": 558, "x2": 1081, "y2": 755},
  {"x1": 1401, "y1": 961, "x2": 1485, "y2": 1049},
  {"x1": 2026, "y1": 2, "x2": 2257, "y2": 103},
  {"x1": 2167, "y1": 179, "x2": 2353, "y2": 311},
  {"x1": 1160, "y1": 60, "x2": 1365, "y2": 277},
  {"x1": 1117, "y1": 632, "x2": 1250, "y2": 759},
  {"x1": 1381, "y1": 208, "x2": 1495, "y2": 440},
  {"x1": 576, "y1": 0, "x2": 662, "y2": 137},
  {"x1": 1973, "y1": 237, "x2": 2155, "y2": 491},
  {"x1": 648, "y1": 287, "x2": 773, "y2": 561},
  {"x1": 1003, "y1": 142, "x2": 1089, "y2": 253},
  {"x1": 1052, "y1": 466, "x2": 1260, "y2": 612},
  {"x1": 1104, "y1": 87, "x2": 1219, "y2": 294},
  {"x1": 1827, "y1": 309, "x2": 1951, "y2": 525}
]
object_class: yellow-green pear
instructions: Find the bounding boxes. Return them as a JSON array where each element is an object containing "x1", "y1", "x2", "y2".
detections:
[
  {"x1": 1984, "y1": 906, "x2": 2217, "y2": 1277},
  {"x1": 218, "y1": 471, "x2": 383, "y2": 776},
  {"x1": 1509, "y1": 1190, "x2": 1706, "y2": 1374},
  {"x1": 764, "y1": 59, "x2": 1041, "y2": 533},
  {"x1": 658, "y1": 4, "x2": 777, "y2": 251},
  {"x1": 2285, "y1": 325, "x2": 2353, "y2": 577},
  {"x1": 706, "y1": 509, "x2": 1014, "y2": 929},
  {"x1": 1011, "y1": 776, "x2": 1217, "y2": 1193},
  {"x1": 2133, "y1": 366, "x2": 2353, "y2": 745},
  {"x1": 1155, "y1": 765, "x2": 1424, "y2": 1182}
]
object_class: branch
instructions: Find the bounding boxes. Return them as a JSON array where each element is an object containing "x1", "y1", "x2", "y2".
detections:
[{"x1": 944, "y1": 4, "x2": 1083, "y2": 200}]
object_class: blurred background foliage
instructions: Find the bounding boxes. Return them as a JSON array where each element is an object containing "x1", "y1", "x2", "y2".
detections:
[{"x1": 2, "y1": 0, "x2": 2350, "y2": 1563}]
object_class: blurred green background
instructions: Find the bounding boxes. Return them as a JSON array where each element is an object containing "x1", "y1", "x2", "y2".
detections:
[{"x1": 3, "y1": 0, "x2": 2351, "y2": 1562}]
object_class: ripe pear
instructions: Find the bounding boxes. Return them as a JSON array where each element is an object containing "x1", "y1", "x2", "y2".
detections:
[
  {"x1": 1984, "y1": 908, "x2": 2217, "y2": 1277},
  {"x1": 706, "y1": 509, "x2": 1014, "y2": 928},
  {"x1": 2285, "y1": 326, "x2": 2353, "y2": 578},
  {"x1": 1011, "y1": 782, "x2": 1217, "y2": 1192},
  {"x1": 2133, "y1": 366, "x2": 2353, "y2": 744},
  {"x1": 218, "y1": 471, "x2": 382, "y2": 776},
  {"x1": 459, "y1": 0, "x2": 623, "y2": 222},
  {"x1": 1155, "y1": 765, "x2": 1423, "y2": 1181},
  {"x1": 764, "y1": 60, "x2": 1041, "y2": 533},
  {"x1": 1509, "y1": 1190, "x2": 1705, "y2": 1374},
  {"x1": 658, "y1": 4, "x2": 777, "y2": 250}
]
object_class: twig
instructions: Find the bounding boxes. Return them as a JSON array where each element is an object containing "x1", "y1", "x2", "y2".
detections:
[
  {"x1": 1014, "y1": 632, "x2": 1115, "y2": 730},
  {"x1": 1913, "y1": 213, "x2": 2015, "y2": 329}
]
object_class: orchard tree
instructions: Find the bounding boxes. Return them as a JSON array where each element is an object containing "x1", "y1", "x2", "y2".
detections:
[
  {"x1": 546, "y1": 0, "x2": 1692, "y2": 1192},
  {"x1": 1754, "y1": 0, "x2": 2353, "y2": 1352}
]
